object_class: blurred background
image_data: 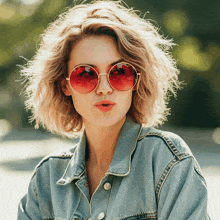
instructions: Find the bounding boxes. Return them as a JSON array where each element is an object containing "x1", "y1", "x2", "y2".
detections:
[{"x1": 0, "y1": 0, "x2": 219, "y2": 219}]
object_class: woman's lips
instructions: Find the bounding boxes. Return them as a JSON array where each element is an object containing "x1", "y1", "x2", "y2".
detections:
[
  {"x1": 95, "y1": 100, "x2": 116, "y2": 112},
  {"x1": 95, "y1": 104, "x2": 115, "y2": 112}
]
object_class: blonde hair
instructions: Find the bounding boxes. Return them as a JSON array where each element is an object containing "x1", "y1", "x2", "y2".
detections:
[{"x1": 21, "y1": 0, "x2": 180, "y2": 136}]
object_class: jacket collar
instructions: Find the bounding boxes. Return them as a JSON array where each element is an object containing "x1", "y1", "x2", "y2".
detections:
[{"x1": 57, "y1": 116, "x2": 142, "y2": 185}]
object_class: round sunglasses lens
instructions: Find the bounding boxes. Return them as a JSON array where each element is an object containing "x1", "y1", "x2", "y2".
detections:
[
  {"x1": 70, "y1": 66, "x2": 98, "y2": 94},
  {"x1": 109, "y1": 63, "x2": 136, "y2": 91}
]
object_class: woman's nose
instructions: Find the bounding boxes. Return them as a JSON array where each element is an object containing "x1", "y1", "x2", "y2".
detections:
[{"x1": 96, "y1": 73, "x2": 113, "y2": 95}]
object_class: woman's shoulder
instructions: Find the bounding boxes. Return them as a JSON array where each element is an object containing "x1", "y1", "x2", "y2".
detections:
[
  {"x1": 137, "y1": 126, "x2": 193, "y2": 159},
  {"x1": 135, "y1": 127, "x2": 196, "y2": 178},
  {"x1": 135, "y1": 127, "x2": 204, "y2": 194},
  {"x1": 33, "y1": 143, "x2": 79, "y2": 173}
]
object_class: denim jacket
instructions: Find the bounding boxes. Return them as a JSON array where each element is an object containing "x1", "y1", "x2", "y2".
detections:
[{"x1": 18, "y1": 117, "x2": 210, "y2": 220}]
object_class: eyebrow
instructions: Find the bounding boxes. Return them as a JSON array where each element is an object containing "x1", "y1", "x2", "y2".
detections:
[
  {"x1": 110, "y1": 59, "x2": 125, "y2": 66},
  {"x1": 77, "y1": 59, "x2": 125, "y2": 68}
]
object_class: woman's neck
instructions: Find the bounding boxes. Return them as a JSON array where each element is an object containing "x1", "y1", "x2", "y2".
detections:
[{"x1": 84, "y1": 117, "x2": 126, "y2": 173}]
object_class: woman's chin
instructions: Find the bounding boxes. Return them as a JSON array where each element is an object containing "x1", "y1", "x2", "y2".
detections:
[{"x1": 83, "y1": 115, "x2": 126, "y2": 128}]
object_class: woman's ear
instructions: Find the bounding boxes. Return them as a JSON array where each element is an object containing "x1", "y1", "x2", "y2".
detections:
[{"x1": 61, "y1": 79, "x2": 71, "y2": 96}]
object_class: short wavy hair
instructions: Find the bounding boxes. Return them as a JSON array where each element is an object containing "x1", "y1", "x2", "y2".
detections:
[{"x1": 21, "y1": 0, "x2": 180, "y2": 136}]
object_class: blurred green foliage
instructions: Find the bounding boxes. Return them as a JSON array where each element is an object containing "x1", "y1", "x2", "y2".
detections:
[{"x1": 0, "y1": 0, "x2": 220, "y2": 129}]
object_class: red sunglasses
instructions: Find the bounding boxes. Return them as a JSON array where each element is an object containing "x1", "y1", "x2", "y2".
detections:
[{"x1": 66, "y1": 62, "x2": 140, "y2": 94}]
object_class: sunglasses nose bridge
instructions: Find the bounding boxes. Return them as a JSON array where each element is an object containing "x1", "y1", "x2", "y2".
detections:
[
  {"x1": 98, "y1": 72, "x2": 110, "y2": 86},
  {"x1": 96, "y1": 72, "x2": 113, "y2": 94},
  {"x1": 99, "y1": 72, "x2": 108, "y2": 76}
]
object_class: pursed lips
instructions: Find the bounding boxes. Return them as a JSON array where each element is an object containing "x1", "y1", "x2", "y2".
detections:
[
  {"x1": 94, "y1": 100, "x2": 116, "y2": 112},
  {"x1": 95, "y1": 100, "x2": 116, "y2": 106}
]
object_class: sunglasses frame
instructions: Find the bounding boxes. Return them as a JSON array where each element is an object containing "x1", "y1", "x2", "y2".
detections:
[{"x1": 66, "y1": 62, "x2": 141, "y2": 94}]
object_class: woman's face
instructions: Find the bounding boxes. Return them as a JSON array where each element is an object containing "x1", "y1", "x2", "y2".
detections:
[{"x1": 62, "y1": 35, "x2": 134, "y2": 128}]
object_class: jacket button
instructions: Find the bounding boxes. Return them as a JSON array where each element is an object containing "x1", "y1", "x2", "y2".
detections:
[
  {"x1": 87, "y1": 218, "x2": 91, "y2": 220},
  {"x1": 103, "y1": 182, "x2": 111, "y2": 190},
  {"x1": 98, "y1": 212, "x2": 105, "y2": 219}
]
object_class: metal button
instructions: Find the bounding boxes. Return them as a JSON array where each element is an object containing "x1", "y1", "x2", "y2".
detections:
[
  {"x1": 98, "y1": 212, "x2": 105, "y2": 219},
  {"x1": 103, "y1": 182, "x2": 111, "y2": 191},
  {"x1": 87, "y1": 218, "x2": 91, "y2": 220}
]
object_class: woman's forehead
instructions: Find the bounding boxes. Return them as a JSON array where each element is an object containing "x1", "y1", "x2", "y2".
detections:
[{"x1": 68, "y1": 35, "x2": 122, "y2": 71}]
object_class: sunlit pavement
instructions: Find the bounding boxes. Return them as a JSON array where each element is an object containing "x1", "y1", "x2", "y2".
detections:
[{"x1": 0, "y1": 127, "x2": 219, "y2": 220}]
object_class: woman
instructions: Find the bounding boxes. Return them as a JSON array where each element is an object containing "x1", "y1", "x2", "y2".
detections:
[{"x1": 18, "y1": 1, "x2": 210, "y2": 219}]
